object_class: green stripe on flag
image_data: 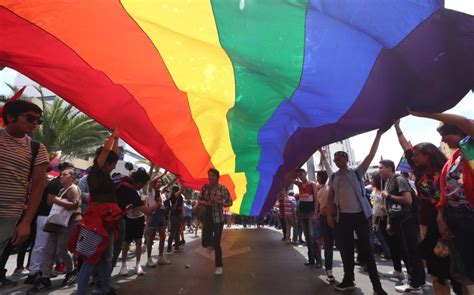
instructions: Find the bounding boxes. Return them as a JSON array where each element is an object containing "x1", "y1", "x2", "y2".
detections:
[{"x1": 211, "y1": 0, "x2": 308, "y2": 214}]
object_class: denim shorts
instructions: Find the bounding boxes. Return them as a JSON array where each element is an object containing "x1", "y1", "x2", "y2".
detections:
[{"x1": 147, "y1": 209, "x2": 166, "y2": 231}]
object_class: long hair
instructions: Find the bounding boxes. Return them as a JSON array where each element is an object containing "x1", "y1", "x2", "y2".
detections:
[
  {"x1": 412, "y1": 142, "x2": 447, "y2": 177},
  {"x1": 370, "y1": 172, "x2": 384, "y2": 191}
]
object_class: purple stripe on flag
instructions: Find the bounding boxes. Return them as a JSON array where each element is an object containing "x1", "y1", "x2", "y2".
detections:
[{"x1": 257, "y1": 9, "x2": 474, "y2": 214}]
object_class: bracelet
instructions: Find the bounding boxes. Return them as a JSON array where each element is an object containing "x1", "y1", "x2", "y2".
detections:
[{"x1": 396, "y1": 132, "x2": 403, "y2": 136}]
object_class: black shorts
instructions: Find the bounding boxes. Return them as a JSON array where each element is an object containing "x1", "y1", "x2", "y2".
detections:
[
  {"x1": 124, "y1": 216, "x2": 145, "y2": 243},
  {"x1": 419, "y1": 222, "x2": 451, "y2": 281}
]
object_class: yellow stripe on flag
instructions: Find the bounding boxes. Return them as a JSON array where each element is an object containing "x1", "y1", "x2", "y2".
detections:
[{"x1": 122, "y1": 0, "x2": 246, "y2": 212}]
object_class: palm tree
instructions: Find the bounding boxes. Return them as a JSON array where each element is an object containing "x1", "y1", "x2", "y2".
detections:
[{"x1": 32, "y1": 98, "x2": 109, "y2": 159}]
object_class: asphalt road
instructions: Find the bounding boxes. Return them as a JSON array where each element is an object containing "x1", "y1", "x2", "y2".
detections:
[{"x1": 2, "y1": 226, "x2": 433, "y2": 295}]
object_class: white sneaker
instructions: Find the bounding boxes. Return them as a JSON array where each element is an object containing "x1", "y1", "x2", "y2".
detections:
[
  {"x1": 146, "y1": 258, "x2": 156, "y2": 268},
  {"x1": 395, "y1": 284, "x2": 423, "y2": 294},
  {"x1": 119, "y1": 266, "x2": 128, "y2": 276},
  {"x1": 326, "y1": 270, "x2": 335, "y2": 283},
  {"x1": 157, "y1": 257, "x2": 171, "y2": 265},
  {"x1": 135, "y1": 265, "x2": 145, "y2": 276},
  {"x1": 215, "y1": 267, "x2": 223, "y2": 276},
  {"x1": 383, "y1": 270, "x2": 405, "y2": 280},
  {"x1": 21, "y1": 268, "x2": 30, "y2": 276}
]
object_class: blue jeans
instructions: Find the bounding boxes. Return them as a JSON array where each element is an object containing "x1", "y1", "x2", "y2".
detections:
[
  {"x1": 301, "y1": 212, "x2": 321, "y2": 264},
  {"x1": 112, "y1": 219, "x2": 125, "y2": 269},
  {"x1": 319, "y1": 214, "x2": 334, "y2": 271},
  {"x1": 0, "y1": 217, "x2": 19, "y2": 258},
  {"x1": 77, "y1": 229, "x2": 114, "y2": 295},
  {"x1": 373, "y1": 216, "x2": 391, "y2": 257}
]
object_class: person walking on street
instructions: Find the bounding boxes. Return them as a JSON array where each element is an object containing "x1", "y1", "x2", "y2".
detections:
[{"x1": 198, "y1": 169, "x2": 233, "y2": 276}]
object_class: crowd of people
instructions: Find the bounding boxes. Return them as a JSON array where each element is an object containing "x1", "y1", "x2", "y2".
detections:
[
  {"x1": 0, "y1": 100, "x2": 234, "y2": 294},
  {"x1": 1, "y1": 99, "x2": 474, "y2": 295},
  {"x1": 276, "y1": 110, "x2": 474, "y2": 294}
]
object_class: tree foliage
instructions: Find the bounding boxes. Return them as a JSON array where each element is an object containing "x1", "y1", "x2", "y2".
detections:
[
  {"x1": 32, "y1": 98, "x2": 109, "y2": 159},
  {"x1": 3, "y1": 83, "x2": 109, "y2": 159}
]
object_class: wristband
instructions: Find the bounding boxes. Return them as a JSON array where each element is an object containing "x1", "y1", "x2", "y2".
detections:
[{"x1": 386, "y1": 194, "x2": 392, "y2": 201}]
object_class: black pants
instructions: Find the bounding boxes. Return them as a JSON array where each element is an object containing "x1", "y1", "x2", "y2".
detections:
[
  {"x1": 335, "y1": 213, "x2": 382, "y2": 289},
  {"x1": 379, "y1": 215, "x2": 407, "y2": 272},
  {"x1": 279, "y1": 217, "x2": 286, "y2": 238},
  {"x1": 202, "y1": 209, "x2": 224, "y2": 267},
  {"x1": 392, "y1": 215, "x2": 426, "y2": 288},
  {"x1": 168, "y1": 216, "x2": 181, "y2": 250}
]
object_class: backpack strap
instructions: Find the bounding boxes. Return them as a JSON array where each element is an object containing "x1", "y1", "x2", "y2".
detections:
[{"x1": 29, "y1": 139, "x2": 40, "y2": 180}]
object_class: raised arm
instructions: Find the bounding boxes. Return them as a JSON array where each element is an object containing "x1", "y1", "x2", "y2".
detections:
[
  {"x1": 97, "y1": 126, "x2": 119, "y2": 168},
  {"x1": 409, "y1": 110, "x2": 474, "y2": 138},
  {"x1": 318, "y1": 148, "x2": 333, "y2": 177},
  {"x1": 359, "y1": 129, "x2": 384, "y2": 172},
  {"x1": 394, "y1": 119, "x2": 411, "y2": 151},
  {"x1": 148, "y1": 170, "x2": 168, "y2": 192}
]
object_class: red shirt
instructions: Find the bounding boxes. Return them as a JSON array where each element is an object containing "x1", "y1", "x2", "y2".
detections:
[{"x1": 439, "y1": 149, "x2": 474, "y2": 209}]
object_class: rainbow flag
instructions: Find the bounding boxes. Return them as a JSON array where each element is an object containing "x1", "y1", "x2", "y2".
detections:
[
  {"x1": 1, "y1": 1, "x2": 473, "y2": 215},
  {"x1": 396, "y1": 154, "x2": 413, "y2": 174}
]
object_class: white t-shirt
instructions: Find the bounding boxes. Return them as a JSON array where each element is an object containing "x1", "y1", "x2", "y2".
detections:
[{"x1": 147, "y1": 188, "x2": 165, "y2": 210}]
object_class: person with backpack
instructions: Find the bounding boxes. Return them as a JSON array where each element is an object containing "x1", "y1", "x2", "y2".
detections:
[
  {"x1": 327, "y1": 130, "x2": 387, "y2": 295},
  {"x1": 0, "y1": 100, "x2": 49, "y2": 262},
  {"x1": 117, "y1": 169, "x2": 160, "y2": 276},
  {"x1": 379, "y1": 159, "x2": 426, "y2": 293}
]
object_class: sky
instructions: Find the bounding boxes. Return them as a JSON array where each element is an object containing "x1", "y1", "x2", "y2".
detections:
[
  {"x1": 1, "y1": 0, "x2": 473, "y2": 167},
  {"x1": 351, "y1": 0, "x2": 474, "y2": 164},
  {"x1": 350, "y1": 92, "x2": 473, "y2": 165}
]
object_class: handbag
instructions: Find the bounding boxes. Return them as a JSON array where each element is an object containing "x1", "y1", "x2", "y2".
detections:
[{"x1": 44, "y1": 186, "x2": 74, "y2": 230}]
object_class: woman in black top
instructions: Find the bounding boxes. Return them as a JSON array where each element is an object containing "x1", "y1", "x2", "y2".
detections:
[{"x1": 77, "y1": 128, "x2": 120, "y2": 295}]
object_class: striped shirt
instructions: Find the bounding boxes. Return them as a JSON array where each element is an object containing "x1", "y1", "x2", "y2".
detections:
[{"x1": 0, "y1": 128, "x2": 49, "y2": 218}]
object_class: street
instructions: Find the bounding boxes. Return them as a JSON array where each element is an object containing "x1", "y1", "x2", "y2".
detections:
[{"x1": 3, "y1": 226, "x2": 433, "y2": 295}]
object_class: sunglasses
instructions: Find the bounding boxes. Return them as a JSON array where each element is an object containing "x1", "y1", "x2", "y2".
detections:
[{"x1": 21, "y1": 113, "x2": 43, "y2": 125}]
